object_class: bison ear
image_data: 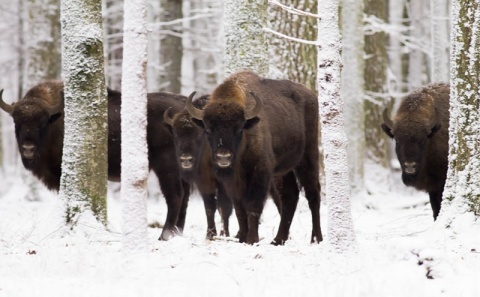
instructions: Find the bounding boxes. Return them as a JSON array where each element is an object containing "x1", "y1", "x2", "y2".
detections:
[
  {"x1": 48, "y1": 112, "x2": 62, "y2": 124},
  {"x1": 428, "y1": 124, "x2": 441, "y2": 138},
  {"x1": 191, "y1": 118, "x2": 205, "y2": 129},
  {"x1": 381, "y1": 123, "x2": 394, "y2": 138},
  {"x1": 244, "y1": 116, "x2": 260, "y2": 130}
]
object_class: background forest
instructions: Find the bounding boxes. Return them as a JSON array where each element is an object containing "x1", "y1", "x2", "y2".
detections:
[{"x1": 2, "y1": 0, "x2": 480, "y2": 297}]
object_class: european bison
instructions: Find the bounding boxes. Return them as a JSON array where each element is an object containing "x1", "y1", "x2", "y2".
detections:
[
  {"x1": 164, "y1": 95, "x2": 234, "y2": 239},
  {"x1": 186, "y1": 70, "x2": 323, "y2": 245},
  {"x1": 381, "y1": 83, "x2": 449, "y2": 219},
  {"x1": 0, "y1": 81, "x2": 189, "y2": 240}
]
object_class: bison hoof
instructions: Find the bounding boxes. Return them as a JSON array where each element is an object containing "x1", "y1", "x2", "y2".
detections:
[
  {"x1": 158, "y1": 226, "x2": 180, "y2": 241},
  {"x1": 271, "y1": 238, "x2": 286, "y2": 246},
  {"x1": 220, "y1": 229, "x2": 230, "y2": 237},
  {"x1": 206, "y1": 228, "x2": 217, "y2": 240}
]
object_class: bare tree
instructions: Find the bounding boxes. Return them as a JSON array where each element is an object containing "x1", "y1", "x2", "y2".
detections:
[
  {"x1": 121, "y1": 0, "x2": 149, "y2": 253},
  {"x1": 318, "y1": 0, "x2": 356, "y2": 251},
  {"x1": 60, "y1": 0, "x2": 108, "y2": 226}
]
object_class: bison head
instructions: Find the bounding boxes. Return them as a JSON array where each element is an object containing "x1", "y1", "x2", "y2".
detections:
[
  {"x1": 381, "y1": 108, "x2": 441, "y2": 185},
  {"x1": 186, "y1": 91, "x2": 262, "y2": 173},
  {"x1": 164, "y1": 106, "x2": 206, "y2": 181},
  {"x1": 0, "y1": 89, "x2": 63, "y2": 168}
]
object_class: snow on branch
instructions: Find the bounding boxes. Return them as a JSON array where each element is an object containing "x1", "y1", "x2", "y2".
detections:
[
  {"x1": 149, "y1": 13, "x2": 215, "y2": 29},
  {"x1": 268, "y1": 0, "x2": 319, "y2": 18},
  {"x1": 364, "y1": 13, "x2": 430, "y2": 55},
  {"x1": 263, "y1": 27, "x2": 318, "y2": 45}
]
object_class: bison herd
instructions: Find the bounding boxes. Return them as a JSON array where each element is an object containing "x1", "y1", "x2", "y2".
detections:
[{"x1": 0, "y1": 71, "x2": 450, "y2": 244}]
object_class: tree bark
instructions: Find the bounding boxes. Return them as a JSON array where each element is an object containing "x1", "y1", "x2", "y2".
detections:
[
  {"x1": 60, "y1": 0, "x2": 108, "y2": 226},
  {"x1": 318, "y1": 0, "x2": 356, "y2": 251}
]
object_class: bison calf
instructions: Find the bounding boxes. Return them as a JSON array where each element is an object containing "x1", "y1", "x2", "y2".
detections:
[{"x1": 381, "y1": 83, "x2": 449, "y2": 219}]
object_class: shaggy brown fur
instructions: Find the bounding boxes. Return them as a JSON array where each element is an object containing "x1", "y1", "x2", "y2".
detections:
[
  {"x1": 381, "y1": 83, "x2": 449, "y2": 219},
  {"x1": 187, "y1": 70, "x2": 322, "y2": 245},
  {"x1": 0, "y1": 83, "x2": 189, "y2": 240}
]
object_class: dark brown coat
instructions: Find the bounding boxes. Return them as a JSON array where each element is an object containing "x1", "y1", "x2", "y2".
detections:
[
  {"x1": 164, "y1": 96, "x2": 233, "y2": 239},
  {"x1": 0, "y1": 82, "x2": 189, "y2": 240},
  {"x1": 186, "y1": 70, "x2": 323, "y2": 245},
  {"x1": 381, "y1": 83, "x2": 449, "y2": 219}
]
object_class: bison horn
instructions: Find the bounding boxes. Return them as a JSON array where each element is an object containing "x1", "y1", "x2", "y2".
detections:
[
  {"x1": 186, "y1": 91, "x2": 205, "y2": 120},
  {"x1": 246, "y1": 91, "x2": 263, "y2": 120},
  {"x1": 382, "y1": 108, "x2": 393, "y2": 129},
  {"x1": 163, "y1": 107, "x2": 175, "y2": 126},
  {"x1": 0, "y1": 89, "x2": 14, "y2": 114}
]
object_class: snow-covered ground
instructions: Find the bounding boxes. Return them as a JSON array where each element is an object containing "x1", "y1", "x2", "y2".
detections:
[{"x1": 1, "y1": 171, "x2": 479, "y2": 297}]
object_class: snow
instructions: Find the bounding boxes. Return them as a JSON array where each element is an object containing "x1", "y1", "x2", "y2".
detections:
[{"x1": 2, "y1": 167, "x2": 480, "y2": 297}]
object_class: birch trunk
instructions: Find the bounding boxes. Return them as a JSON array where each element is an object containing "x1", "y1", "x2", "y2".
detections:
[
  {"x1": 318, "y1": 0, "x2": 356, "y2": 251},
  {"x1": 121, "y1": 0, "x2": 149, "y2": 253},
  {"x1": 430, "y1": 0, "x2": 449, "y2": 83},
  {"x1": 60, "y1": 0, "x2": 108, "y2": 226}
]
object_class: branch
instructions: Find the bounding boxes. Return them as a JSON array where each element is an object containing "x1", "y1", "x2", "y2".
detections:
[
  {"x1": 263, "y1": 27, "x2": 318, "y2": 46},
  {"x1": 268, "y1": 0, "x2": 319, "y2": 18}
]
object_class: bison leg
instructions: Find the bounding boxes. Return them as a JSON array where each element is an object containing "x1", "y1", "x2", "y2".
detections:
[
  {"x1": 200, "y1": 192, "x2": 218, "y2": 240},
  {"x1": 429, "y1": 191, "x2": 443, "y2": 220},
  {"x1": 296, "y1": 160, "x2": 323, "y2": 244},
  {"x1": 176, "y1": 180, "x2": 190, "y2": 232},
  {"x1": 272, "y1": 171, "x2": 299, "y2": 245},
  {"x1": 232, "y1": 199, "x2": 248, "y2": 243},
  {"x1": 217, "y1": 183, "x2": 233, "y2": 237},
  {"x1": 153, "y1": 153, "x2": 185, "y2": 241},
  {"x1": 244, "y1": 175, "x2": 270, "y2": 245}
]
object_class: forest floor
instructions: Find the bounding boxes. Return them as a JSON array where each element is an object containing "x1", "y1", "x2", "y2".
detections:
[{"x1": 1, "y1": 171, "x2": 479, "y2": 297}]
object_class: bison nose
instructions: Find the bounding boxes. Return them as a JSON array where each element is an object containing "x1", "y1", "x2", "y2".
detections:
[
  {"x1": 180, "y1": 154, "x2": 194, "y2": 170},
  {"x1": 403, "y1": 162, "x2": 417, "y2": 174},
  {"x1": 215, "y1": 151, "x2": 232, "y2": 168},
  {"x1": 22, "y1": 144, "x2": 36, "y2": 159}
]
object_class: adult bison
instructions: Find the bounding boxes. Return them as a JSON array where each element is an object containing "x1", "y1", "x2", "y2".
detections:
[
  {"x1": 164, "y1": 95, "x2": 234, "y2": 240},
  {"x1": 381, "y1": 83, "x2": 449, "y2": 220},
  {"x1": 185, "y1": 70, "x2": 323, "y2": 245},
  {"x1": 0, "y1": 81, "x2": 189, "y2": 240}
]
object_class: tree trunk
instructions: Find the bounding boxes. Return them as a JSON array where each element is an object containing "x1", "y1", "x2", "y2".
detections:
[
  {"x1": 441, "y1": 0, "x2": 480, "y2": 222},
  {"x1": 121, "y1": 0, "x2": 149, "y2": 253},
  {"x1": 342, "y1": 0, "x2": 365, "y2": 195},
  {"x1": 407, "y1": 0, "x2": 427, "y2": 90},
  {"x1": 60, "y1": 0, "x2": 108, "y2": 226},
  {"x1": 364, "y1": 0, "x2": 390, "y2": 183},
  {"x1": 318, "y1": 0, "x2": 356, "y2": 251},
  {"x1": 224, "y1": 0, "x2": 269, "y2": 77},
  {"x1": 158, "y1": 0, "x2": 183, "y2": 93},
  {"x1": 104, "y1": 0, "x2": 124, "y2": 91}
]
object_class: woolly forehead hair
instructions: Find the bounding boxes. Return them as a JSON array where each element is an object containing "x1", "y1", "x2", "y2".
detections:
[
  {"x1": 210, "y1": 78, "x2": 247, "y2": 107},
  {"x1": 394, "y1": 89, "x2": 435, "y2": 123}
]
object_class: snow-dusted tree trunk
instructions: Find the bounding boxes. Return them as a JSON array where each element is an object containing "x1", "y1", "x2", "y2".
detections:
[
  {"x1": 121, "y1": 0, "x2": 149, "y2": 253},
  {"x1": 430, "y1": 0, "x2": 449, "y2": 83},
  {"x1": 60, "y1": 0, "x2": 108, "y2": 226},
  {"x1": 441, "y1": 0, "x2": 480, "y2": 222},
  {"x1": 317, "y1": 0, "x2": 356, "y2": 251},
  {"x1": 388, "y1": 0, "x2": 406, "y2": 94},
  {"x1": 342, "y1": 0, "x2": 365, "y2": 195},
  {"x1": 268, "y1": 0, "x2": 317, "y2": 91},
  {"x1": 224, "y1": 0, "x2": 268, "y2": 77},
  {"x1": 157, "y1": 0, "x2": 183, "y2": 93}
]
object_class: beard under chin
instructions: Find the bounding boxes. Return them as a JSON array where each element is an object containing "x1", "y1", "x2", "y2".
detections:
[
  {"x1": 402, "y1": 172, "x2": 418, "y2": 186},
  {"x1": 21, "y1": 157, "x2": 36, "y2": 169}
]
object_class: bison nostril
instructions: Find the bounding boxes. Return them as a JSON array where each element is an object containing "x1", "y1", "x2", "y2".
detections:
[
  {"x1": 404, "y1": 162, "x2": 417, "y2": 173},
  {"x1": 180, "y1": 155, "x2": 193, "y2": 162},
  {"x1": 216, "y1": 152, "x2": 232, "y2": 159}
]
